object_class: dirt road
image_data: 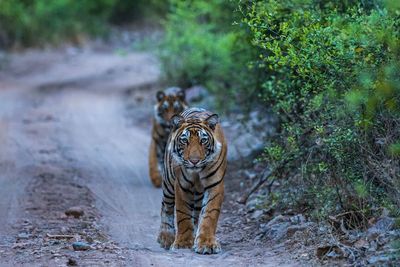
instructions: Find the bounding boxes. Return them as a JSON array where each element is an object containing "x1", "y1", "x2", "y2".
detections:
[{"x1": 0, "y1": 47, "x2": 296, "y2": 266}]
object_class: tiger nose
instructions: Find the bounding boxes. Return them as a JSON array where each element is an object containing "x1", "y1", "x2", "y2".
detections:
[{"x1": 189, "y1": 157, "x2": 200, "y2": 165}]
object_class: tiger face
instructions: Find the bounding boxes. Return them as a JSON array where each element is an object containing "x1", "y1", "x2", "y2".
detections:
[
  {"x1": 170, "y1": 114, "x2": 220, "y2": 170},
  {"x1": 155, "y1": 88, "x2": 187, "y2": 127}
]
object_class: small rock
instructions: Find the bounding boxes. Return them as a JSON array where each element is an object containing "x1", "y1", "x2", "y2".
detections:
[
  {"x1": 12, "y1": 243, "x2": 28, "y2": 249},
  {"x1": 290, "y1": 214, "x2": 306, "y2": 224},
  {"x1": 255, "y1": 233, "x2": 264, "y2": 240},
  {"x1": 299, "y1": 253, "x2": 310, "y2": 260},
  {"x1": 326, "y1": 250, "x2": 341, "y2": 259},
  {"x1": 286, "y1": 225, "x2": 308, "y2": 237},
  {"x1": 354, "y1": 238, "x2": 369, "y2": 249},
  {"x1": 251, "y1": 210, "x2": 264, "y2": 220},
  {"x1": 316, "y1": 245, "x2": 343, "y2": 259},
  {"x1": 85, "y1": 236, "x2": 94, "y2": 243},
  {"x1": 67, "y1": 258, "x2": 78, "y2": 266},
  {"x1": 367, "y1": 230, "x2": 380, "y2": 241},
  {"x1": 65, "y1": 207, "x2": 84, "y2": 218},
  {"x1": 368, "y1": 255, "x2": 391, "y2": 264},
  {"x1": 266, "y1": 215, "x2": 289, "y2": 228},
  {"x1": 244, "y1": 170, "x2": 257, "y2": 180},
  {"x1": 72, "y1": 241, "x2": 91, "y2": 251},
  {"x1": 370, "y1": 217, "x2": 395, "y2": 232},
  {"x1": 17, "y1": 233, "x2": 31, "y2": 239},
  {"x1": 368, "y1": 240, "x2": 378, "y2": 252},
  {"x1": 269, "y1": 223, "x2": 290, "y2": 241}
]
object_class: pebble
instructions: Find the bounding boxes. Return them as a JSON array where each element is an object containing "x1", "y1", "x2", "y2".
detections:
[
  {"x1": 72, "y1": 241, "x2": 91, "y2": 251},
  {"x1": 286, "y1": 225, "x2": 308, "y2": 237},
  {"x1": 67, "y1": 258, "x2": 78, "y2": 266},
  {"x1": 244, "y1": 170, "x2": 257, "y2": 180},
  {"x1": 251, "y1": 210, "x2": 264, "y2": 220},
  {"x1": 368, "y1": 255, "x2": 391, "y2": 264},
  {"x1": 65, "y1": 207, "x2": 84, "y2": 218},
  {"x1": 17, "y1": 233, "x2": 31, "y2": 239}
]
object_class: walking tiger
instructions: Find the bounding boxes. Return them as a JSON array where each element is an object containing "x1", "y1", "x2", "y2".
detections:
[
  {"x1": 157, "y1": 107, "x2": 227, "y2": 254},
  {"x1": 149, "y1": 87, "x2": 187, "y2": 187}
]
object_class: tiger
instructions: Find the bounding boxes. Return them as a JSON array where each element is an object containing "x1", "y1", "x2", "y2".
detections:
[
  {"x1": 149, "y1": 87, "x2": 188, "y2": 188},
  {"x1": 157, "y1": 107, "x2": 227, "y2": 254}
]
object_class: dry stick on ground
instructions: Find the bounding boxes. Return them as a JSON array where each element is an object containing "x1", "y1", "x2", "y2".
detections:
[
  {"x1": 46, "y1": 233, "x2": 75, "y2": 239},
  {"x1": 237, "y1": 160, "x2": 289, "y2": 204},
  {"x1": 238, "y1": 129, "x2": 315, "y2": 204}
]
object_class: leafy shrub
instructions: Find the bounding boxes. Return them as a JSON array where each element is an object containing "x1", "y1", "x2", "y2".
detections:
[
  {"x1": 159, "y1": 0, "x2": 258, "y2": 110},
  {"x1": 0, "y1": 0, "x2": 167, "y2": 48},
  {"x1": 240, "y1": 0, "x2": 400, "y2": 222},
  {"x1": 160, "y1": 0, "x2": 399, "y2": 223}
]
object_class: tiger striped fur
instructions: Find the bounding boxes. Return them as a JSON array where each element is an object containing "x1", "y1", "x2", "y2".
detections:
[
  {"x1": 157, "y1": 107, "x2": 227, "y2": 254},
  {"x1": 149, "y1": 87, "x2": 187, "y2": 187}
]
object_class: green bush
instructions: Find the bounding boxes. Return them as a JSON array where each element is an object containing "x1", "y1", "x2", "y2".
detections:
[
  {"x1": 0, "y1": 0, "x2": 167, "y2": 48},
  {"x1": 159, "y1": 0, "x2": 258, "y2": 110},
  {"x1": 240, "y1": 0, "x2": 400, "y2": 222}
]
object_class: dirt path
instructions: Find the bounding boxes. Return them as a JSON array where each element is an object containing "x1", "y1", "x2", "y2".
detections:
[{"x1": 0, "y1": 47, "x2": 297, "y2": 266}]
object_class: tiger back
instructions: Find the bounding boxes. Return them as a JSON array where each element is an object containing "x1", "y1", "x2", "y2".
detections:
[
  {"x1": 149, "y1": 87, "x2": 188, "y2": 187},
  {"x1": 157, "y1": 107, "x2": 227, "y2": 254}
]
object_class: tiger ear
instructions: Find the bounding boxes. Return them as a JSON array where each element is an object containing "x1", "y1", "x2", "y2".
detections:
[
  {"x1": 156, "y1": 91, "x2": 165, "y2": 102},
  {"x1": 176, "y1": 88, "x2": 185, "y2": 102},
  {"x1": 205, "y1": 114, "x2": 219, "y2": 130},
  {"x1": 171, "y1": 115, "x2": 184, "y2": 129}
]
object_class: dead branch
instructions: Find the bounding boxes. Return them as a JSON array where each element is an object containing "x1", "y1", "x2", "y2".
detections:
[{"x1": 46, "y1": 233, "x2": 75, "y2": 239}]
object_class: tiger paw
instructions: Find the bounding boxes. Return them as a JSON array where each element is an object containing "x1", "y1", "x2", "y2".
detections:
[
  {"x1": 157, "y1": 231, "x2": 175, "y2": 249},
  {"x1": 171, "y1": 237, "x2": 194, "y2": 250},
  {"x1": 193, "y1": 235, "x2": 221, "y2": 254}
]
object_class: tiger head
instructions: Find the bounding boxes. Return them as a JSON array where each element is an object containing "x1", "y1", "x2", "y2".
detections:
[
  {"x1": 154, "y1": 87, "x2": 187, "y2": 128},
  {"x1": 170, "y1": 114, "x2": 221, "y2": 170}
]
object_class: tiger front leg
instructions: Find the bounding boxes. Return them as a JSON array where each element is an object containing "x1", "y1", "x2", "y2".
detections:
[
  {"x1": 171, "y1": 179, "x2": 195, "y2": 249},
  {"x1": 157, "y1": 189, "x2": 175, "y2": 249},
  {"x1": 194, "y1": 178, "x2": 224, "y2": 254}
]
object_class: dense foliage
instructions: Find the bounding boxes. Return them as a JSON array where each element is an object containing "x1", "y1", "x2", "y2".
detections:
[
  {"x1": 0, "y1": 0, "x2": 166, "y2": 48},
  {"x1": 160, "y1": 0, "x2": 400, "y2": 225},
  {"x1": 159, "y1": 0, "x2": 259, "y2": 109}
]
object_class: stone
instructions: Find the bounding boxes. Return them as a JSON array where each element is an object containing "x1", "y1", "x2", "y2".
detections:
[
  {"x1": 65, "y1": 207, "x2": 84, "y2": 218},
  {"x1": 316, "y1": 245, "x2": 343, "y2": 259},
  {"x1": 266, "y1": 215, "x2": 289, "y2": 228},
  {"x1": 244, "y1": 170, "x2": 257, "y2": 180},
  {"x1": 67, "y1": 258, "x2": 78, "y2": 266},
  {"x1": 263, "y1": 221, "x2": 291, "y2": 241},
  {"x1": 290, "y1": 214, "x2": 306, "y2": 224},
  {"x1": 17, "y1": 233, "x2": 31, "y2": 239},
  {"x1": 367, "y1": 255, "x2": 391, "y2": 265},
  {"x1": 72, "y1": 241, "x2": 91, "y2": 251},
  {"x1": 370, "y1": 217, "x2": 395, "y2": 232},
  {"x1": 251, "y1": 210, "x2": 264, "y2": 220},
  {"x1": 354, "y1": 238, "x2": 369, "y2": 249},
  {"x1": 286, "y1": 225, "x2": 308, "y2": 238}
]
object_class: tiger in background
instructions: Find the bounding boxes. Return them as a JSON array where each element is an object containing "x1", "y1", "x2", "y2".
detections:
[
  {"x1": 157, "y1": 107, "x2": 227, "y2": 254},
  {"x1": 149, "y1": 87, "x2": 188, "y2": 188}
]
